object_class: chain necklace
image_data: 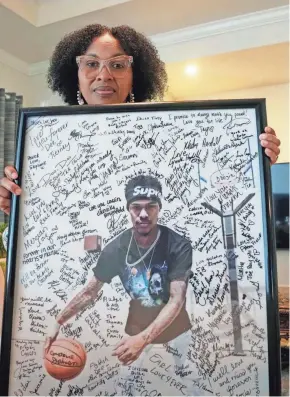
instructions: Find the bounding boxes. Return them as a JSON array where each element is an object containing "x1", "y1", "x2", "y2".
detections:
[
  {"x1": 134, "y1": 239, "x2": 157, "y2": 280},
  {"x1": 125, "y1": 228, "x2": 160, "y2": 268}
]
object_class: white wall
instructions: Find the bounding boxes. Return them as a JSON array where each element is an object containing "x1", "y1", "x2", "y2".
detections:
[
  {"x1": 0, "y1": 63, "x2": 64, "y2": 107},
  {"x1": 0, "y1": 62, "x2": 31, "y2": 105},
  {"x1": 28, "y1": 72, "x2": 65, "y2": 107}
]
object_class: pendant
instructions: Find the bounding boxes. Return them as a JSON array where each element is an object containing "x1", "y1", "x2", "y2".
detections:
[
  {"x1": 146, "y1": 270, "x2": 151, "y2": 280},
  {"x1": 131, "y1": 267, "x2": 138, "y2": 276}
]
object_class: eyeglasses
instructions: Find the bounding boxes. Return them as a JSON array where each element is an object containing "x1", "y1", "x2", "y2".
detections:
[
  {"x1": 76, "y1": 55, "x2": 133, "y2": 79},
  {"x1": 129, "y1": 203, "x2": 159, "y2": 215}
]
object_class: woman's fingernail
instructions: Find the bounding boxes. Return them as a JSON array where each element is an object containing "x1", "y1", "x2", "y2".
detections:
[
  {"x1": 15, "y1": 188, "x2": 22, "y2": 195},
  {"x1": 12, "y1": 172, "x2": 18, "y2": 179}
]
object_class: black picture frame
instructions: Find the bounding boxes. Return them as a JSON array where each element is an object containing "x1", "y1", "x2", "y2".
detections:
[{"x1": 0, "y1": 99, "x2": 281, "y2": 396}]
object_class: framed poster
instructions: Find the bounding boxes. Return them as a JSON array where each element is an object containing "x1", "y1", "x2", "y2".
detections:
[{"x1": 0, "y1": 100, "x2": 281, "y2": 396}]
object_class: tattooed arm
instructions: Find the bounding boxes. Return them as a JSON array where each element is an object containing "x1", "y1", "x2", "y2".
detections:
[
  {"x1": 141, "y1": 280, "x2": 187, "y2": 343},
  {"x1": 45, "y1": 276, "x2": 103, "y2": 351},
  {"x1": 113, "y1": 280, "x2": 187, "y2": 365},
  {"x1": 56, "y1": 276, "x2": 104, "y2": 325}
]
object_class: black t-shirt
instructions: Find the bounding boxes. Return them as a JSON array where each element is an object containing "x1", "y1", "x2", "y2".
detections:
[{"x1": 93, "y1": 225, "x2": 193, "y2": 343}]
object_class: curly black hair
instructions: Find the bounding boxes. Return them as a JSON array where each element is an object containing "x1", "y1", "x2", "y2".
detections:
[{"x1": 47, "y1": 24, "x2": 168, "y2": 105}]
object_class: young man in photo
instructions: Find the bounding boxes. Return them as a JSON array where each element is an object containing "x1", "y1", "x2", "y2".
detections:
[{"x1": 46, "y1": 175, "x2": 193, "y2": 366}]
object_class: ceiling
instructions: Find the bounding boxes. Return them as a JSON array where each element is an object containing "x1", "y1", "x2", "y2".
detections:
[
  {"x1": 0, "y1": 0, "x2": 288, "y2": 63},
  {"x1": 0, "y1": 0, "x2": 289, "y2": 100}
]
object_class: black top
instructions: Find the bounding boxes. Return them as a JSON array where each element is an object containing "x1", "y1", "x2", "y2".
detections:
[{"x1": 93, "y1": 225, "x2": 193, "y2": 343}]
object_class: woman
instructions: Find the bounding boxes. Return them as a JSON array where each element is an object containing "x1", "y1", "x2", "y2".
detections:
[{"x1": 0, "y1": 24, "x2": 281, "y2": 214}]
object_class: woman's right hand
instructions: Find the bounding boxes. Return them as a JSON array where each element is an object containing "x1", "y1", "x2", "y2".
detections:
[{"x1": 0, "y1": 166, "x2": 22, "y2": 215}]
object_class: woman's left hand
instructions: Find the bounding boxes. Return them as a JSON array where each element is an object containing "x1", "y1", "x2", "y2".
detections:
[{"x1": 259, "y1": 127, "x2": 281, "y2": 165}]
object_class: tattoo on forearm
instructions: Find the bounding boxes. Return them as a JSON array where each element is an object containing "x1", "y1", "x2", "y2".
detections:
[
  {"x1": 142, "y1": 280, "x2": 186, "y2": 344},
  {"x1": 57, "y1": 277, "x2": 103, "y2": 325}
]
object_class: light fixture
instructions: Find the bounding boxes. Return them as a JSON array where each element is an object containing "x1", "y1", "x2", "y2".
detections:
[{"x1": 185, "y1": 64, "x2": 198, "y2": 76}]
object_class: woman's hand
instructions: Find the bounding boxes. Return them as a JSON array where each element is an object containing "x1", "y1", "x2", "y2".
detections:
[
  {"x1": 259, "y1": 127, "x2": 281, "y2": 165},
  {"x1": 0, "y1": 166, "x2": 22, "y2": 215}
]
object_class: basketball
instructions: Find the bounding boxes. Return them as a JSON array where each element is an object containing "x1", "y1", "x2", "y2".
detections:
[{"x1": 44, "y1": 339, "x2": 86, "y2": 381}]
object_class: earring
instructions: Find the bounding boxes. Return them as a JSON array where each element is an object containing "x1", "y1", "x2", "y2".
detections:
[
  {"x1": 77, "y1": 90, "x2": 84, "y2": 105},
  {"x1": 129, "y1": 91, "x2": 135, "y2": 103}
]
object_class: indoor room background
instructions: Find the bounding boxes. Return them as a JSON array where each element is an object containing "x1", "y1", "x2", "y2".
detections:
[{"x1": 0, "y1": 0, "x2": 289, "y2": 392}]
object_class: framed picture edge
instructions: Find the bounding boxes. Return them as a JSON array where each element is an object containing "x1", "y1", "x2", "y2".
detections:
[{"x1": 0, "y1": 98, "x2": 281, "y2": 396}]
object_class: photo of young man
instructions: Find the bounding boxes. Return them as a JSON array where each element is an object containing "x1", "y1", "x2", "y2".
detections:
[{"x1": 45, "y1": 175, "x2": 193, "y2": 366}]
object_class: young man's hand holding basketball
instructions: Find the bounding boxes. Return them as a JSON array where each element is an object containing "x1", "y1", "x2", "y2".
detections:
[{"x1": 44, "y1": 322, "x2": 61, "y2": 353}]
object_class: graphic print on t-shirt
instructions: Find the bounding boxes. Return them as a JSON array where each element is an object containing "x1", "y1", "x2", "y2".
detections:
[
  {"x1": 93, "y1": 225, "x2": 193, "y2": 342},
  {"x1": 120, "y1": 261, "x2": 169, "y2": 308}
]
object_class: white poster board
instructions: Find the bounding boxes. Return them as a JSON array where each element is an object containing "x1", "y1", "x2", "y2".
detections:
[{"x1": 0, "y1": 100, "x2": 280, "y2": 396}]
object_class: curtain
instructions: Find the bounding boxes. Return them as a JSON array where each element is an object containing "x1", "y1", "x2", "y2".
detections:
[{"x1": 0, "y1": 89, "x2": 23, "y2": 224}]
